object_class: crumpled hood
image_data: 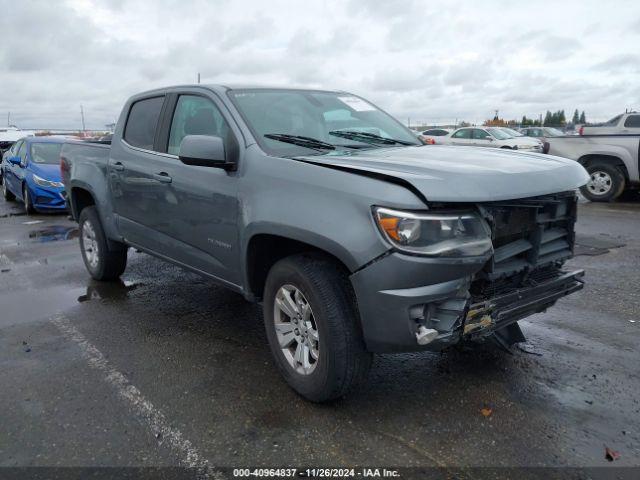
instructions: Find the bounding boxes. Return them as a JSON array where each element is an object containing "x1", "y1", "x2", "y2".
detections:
[{"x1": 296, "y1": 145, "x2": 589, "y2": 202}]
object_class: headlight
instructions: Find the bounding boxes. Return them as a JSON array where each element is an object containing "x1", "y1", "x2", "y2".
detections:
[
  {"x1": 374, "y1": 207, "x2": 493, "y2": 257},
  {"x1": 32, "y1": 174, "x2": 63, "y2": 188}
]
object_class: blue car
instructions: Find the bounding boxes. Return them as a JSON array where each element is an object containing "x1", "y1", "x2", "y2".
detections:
[{"x1": 1, "y1": 137, "x2": 67, "y2": 214}]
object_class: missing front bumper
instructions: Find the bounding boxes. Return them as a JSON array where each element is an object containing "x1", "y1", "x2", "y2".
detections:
[{"x1": 463, "y1": 269, "x2": 585, "y2": 338}]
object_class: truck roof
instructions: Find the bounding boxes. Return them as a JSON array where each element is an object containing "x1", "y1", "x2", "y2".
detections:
[{"x1": 128, "y1": 84, "x2": 347, "y2": 98}]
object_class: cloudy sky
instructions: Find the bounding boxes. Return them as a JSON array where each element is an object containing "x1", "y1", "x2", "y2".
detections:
[{"x1": 1, "y1": 0, "x2": 639, "y2": 130}]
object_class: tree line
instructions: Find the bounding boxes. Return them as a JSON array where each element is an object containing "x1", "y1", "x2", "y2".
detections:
[{"x1": 520, "y1": 109, "x2": 586, "y2": 127}]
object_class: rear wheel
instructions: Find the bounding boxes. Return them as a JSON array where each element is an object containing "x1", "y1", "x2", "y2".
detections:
[
  {"x1": 263, "y1": 253, "x2": 372, "y2": 402},
  {"x1": 2, "y1": 175, "x2": 15, "y2": 201},
  {"x1": 580, "y1": 162, "x2": 625, "y2": 202},
  {"x1": 78, "y1": 206, "x2": 128, "y2": 280},
  {"x1": 23, "y1": 185, "x2": 35, "y2": 214}
]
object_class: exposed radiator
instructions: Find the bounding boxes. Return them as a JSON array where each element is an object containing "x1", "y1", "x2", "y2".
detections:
[{"x1": 472, "y1": 192, "x2": 578, "y2": 298}]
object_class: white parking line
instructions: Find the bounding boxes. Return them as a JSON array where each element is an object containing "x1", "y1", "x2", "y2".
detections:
[{"x1": 51, "y1": 313, "x2": 221, "y2": 479}]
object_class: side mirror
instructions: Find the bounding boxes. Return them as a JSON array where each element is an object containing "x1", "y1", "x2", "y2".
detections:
[
  {"x1": 8, "y1": 156, "x2": 21, "y2": 165},
  {"x1": 487, "y1": 137, "x2": 494, "y2": 141},
  {"x1": 178, "y1": 135, "x2": 235, "y2": 170}
]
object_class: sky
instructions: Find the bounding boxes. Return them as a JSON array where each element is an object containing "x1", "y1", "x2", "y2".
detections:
[{"x1": 1, "y1": 0, "x2": 639, "y2": 130}]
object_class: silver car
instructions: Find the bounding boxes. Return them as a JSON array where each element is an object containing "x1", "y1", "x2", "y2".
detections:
[{"x1": 443, "y1": 127, "x2": 544, "y2": 152}]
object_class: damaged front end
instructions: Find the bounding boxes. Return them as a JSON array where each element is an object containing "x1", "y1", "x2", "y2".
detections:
[{"x1": 351, "y1": 191, "x2": 585, "y2": 353}]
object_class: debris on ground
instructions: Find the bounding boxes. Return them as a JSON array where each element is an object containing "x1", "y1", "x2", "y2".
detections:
[
  {"x1": 605, "y1": 446, "x2": 620, "y2": 462},
  {"x1": 516, "y1": 343, "x2": 543, "y2": 356},
  {"x1": 481, "y1": 407, "x2": 493, "y2": 417}
]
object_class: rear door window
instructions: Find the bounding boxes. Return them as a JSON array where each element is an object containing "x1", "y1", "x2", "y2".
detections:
[
  {"x1": 623, "y1": 115, "x2": 640, "y2": 128},
  {"x1": 124, "y1": 96, "x2": 165, "y2": 150}
]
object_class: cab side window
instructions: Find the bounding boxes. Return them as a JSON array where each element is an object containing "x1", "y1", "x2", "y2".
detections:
[
  {"x1": 167, "y1": 95, "x2": 231, "y2": 156},
  {"x1": 124, "y1": 96, "x2": 165, "y2": 150},
  {"x1": 452, "y1": 129, "x2": 471, "y2": 139},
  {"x1": 624, "y1": 115, "x2": 640, "y2": 128}
]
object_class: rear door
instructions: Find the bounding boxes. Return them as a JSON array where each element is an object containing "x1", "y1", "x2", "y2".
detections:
[
  {"x1": 4, "y1": 140, "x2": 22, "y2": 193},
  {"x1": 109, "y1": 95, "x2": 169, "y2": 249},
  {"x1": 9, "y1": 141, "x2": 27, "y2": 196}
]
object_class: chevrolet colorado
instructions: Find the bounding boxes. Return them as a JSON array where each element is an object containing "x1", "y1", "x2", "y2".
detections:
[{"x1": 61, "y1": 85, "x2": 589, "y2": 401}]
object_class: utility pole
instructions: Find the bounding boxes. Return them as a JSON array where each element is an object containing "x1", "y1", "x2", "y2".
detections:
[
  {"x1": 197, "y1": 72, "x2": 201, "y2": 84},
  {"x1": 80, "y1": 105, "x2": 86, "y2": 132}
]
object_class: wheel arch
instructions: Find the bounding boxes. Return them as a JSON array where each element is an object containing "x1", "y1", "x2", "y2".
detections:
[
  {"x1": 577, "y1": 154, "x2": 630, "y2": 182},
  {"x1": 70, "y1": 185, "x2": 96, "y2": 220},
  {"x1": 244, "y1": 232, "x2": 355, "y2": 301}
]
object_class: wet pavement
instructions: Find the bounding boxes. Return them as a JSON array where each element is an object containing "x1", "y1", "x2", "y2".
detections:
[{"x1": 0, "y1": 193, "x2": 638, "y2": 477}]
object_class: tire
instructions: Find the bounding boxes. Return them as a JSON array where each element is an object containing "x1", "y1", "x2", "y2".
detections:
[
  {"x1": 2, "y1": 175, "x2": 15, "y2": 201},
  {"x1": 23, "y1": 184, "x2": 35, "y2": 214},
  {"x1": 78, "y1": 206, "x2": 128, "y2": 281},
  {"x1": 263, "y1": 253, "x2": 372, "y2": 402},
  {"x1": 580, "y1": 162, "x2": 626, "y2": 202}
]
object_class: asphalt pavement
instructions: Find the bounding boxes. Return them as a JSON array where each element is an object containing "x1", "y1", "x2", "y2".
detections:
[{"x1": 0, "y1": 193, "x2": 638, "y2": 479}]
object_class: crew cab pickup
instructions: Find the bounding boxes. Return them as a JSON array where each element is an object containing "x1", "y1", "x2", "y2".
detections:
[
  {"x1": 581, "y1": 112, "x2": 640, "y2": 136},
  {"x1": 61, "y1": 85, "x2": 589, "y2": 401},
  {"x1": 547, "y1": 133, "x2": 639, "y2": 201}
]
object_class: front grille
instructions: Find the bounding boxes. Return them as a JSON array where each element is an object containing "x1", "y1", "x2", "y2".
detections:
[{"x1": 471, "y1": 191, "x2": 578, "y2": 299}]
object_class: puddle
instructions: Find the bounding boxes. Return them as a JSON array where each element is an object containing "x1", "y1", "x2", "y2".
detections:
[
  {"x1": 77, "y1": 280, "x2": 141, "y2": 303},
  {"x1": 0, "y1": 280, "x2": 143, "y2": 328},
  {"x1": 0, "y1": 211, "x2": 26, "y2": 218},
  {"x1": 28, "y1": 225, "x2": 79, "y2": 243},
  {"x1": 574, "y1": 234, "x2": 625, "y2": 256}
]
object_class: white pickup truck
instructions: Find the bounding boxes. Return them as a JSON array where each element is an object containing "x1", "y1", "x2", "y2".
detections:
[{"x1": 547, "y1": 128, "x2": 639, "y2": 202}]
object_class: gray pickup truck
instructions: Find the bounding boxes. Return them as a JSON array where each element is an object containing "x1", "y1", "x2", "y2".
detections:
[
  {"x1": 547, "y1": 134, "x2": 639, "y2": 201},
  {"x1": 61, "y1": 85, "x2": 588, "y2": 401}
]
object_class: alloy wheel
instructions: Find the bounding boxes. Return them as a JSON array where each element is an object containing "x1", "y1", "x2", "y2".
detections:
[
  {"x1": 81, "y1": 220, "x2": 100, "y2": 268},
  {"x1": 273, "y1": 284, "x2": 319, "y2": 375}
]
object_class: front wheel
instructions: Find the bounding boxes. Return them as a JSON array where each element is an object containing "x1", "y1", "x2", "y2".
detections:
[
  {"x1": 23, "y1": 185, "x2": 35, "y2": 214},
  {"x1": 580, "y1": 162, "x2": 625, "y2": 202},
  {"x1": 78, "y1": 206, "x2": 128, "y2": 281},
  {"x1": 263, "y1": 253, "x2": 372, "y2": 402}
]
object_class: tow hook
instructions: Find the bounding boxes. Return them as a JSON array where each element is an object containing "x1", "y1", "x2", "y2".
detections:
[{"x1": 415, "y1": 326, "x2": 439, "y2": 345}]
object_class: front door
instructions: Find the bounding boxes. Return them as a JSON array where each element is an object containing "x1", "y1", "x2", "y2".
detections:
[
  {"x1": 160, "y1": 94, "x2": 241, "y2": 285},
  {"x1": 450, "y1": 128, "x2": 473, "y2": 146},
  {"x1": 471, "y1": 128, "x2": 494, "y2": 147}
]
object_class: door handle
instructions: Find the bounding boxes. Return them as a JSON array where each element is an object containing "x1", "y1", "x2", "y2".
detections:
[
  {"x1": 112, "y1": 162, "x2": 125, "y2": 171},
  {"x1": 153, "y1": 172, "x2": 172, "y2": 183}
]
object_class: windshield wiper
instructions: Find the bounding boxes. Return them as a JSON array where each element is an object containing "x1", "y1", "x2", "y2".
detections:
[
  {"x1": 329, "y1": 130, "x2": 415, "y2": 146},
  {"x1": 264, "y1": 133, "x2": 335, "y2": 152}
]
